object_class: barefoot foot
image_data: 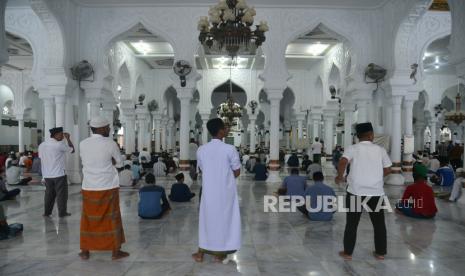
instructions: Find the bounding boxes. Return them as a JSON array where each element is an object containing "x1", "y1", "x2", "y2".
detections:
[
  {"x1": 79, "y1": 250, "x2": 90, "y2": 260},
  {"x1": 112, "y1": 250, "x2": 130, "y2": 260},
  {"x1": 339, "y1": 251, "x2": 352, "y2": 261},
  {"x1": 373, "y1": 251, "x2": 385, "y2": 260},
  {"x1": 192, "y1": 252, "x2": 204, "y2": 263}
]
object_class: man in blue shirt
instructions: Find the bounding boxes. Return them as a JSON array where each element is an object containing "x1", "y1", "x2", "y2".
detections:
[
  {"x1": 253, "y1": 158, "x2": 268, "y2": 181},
  {"x1": 432, "y1": 159, "x2": 455, "y2": 187},
  {"x1": 303, "y1": 171, "x2": 336, "y2": 221},
  {"x1": 138, "y1": 173, "x2": 171, "y2": 219},
  {"x1": 281, "y1": 168, "x2": 307, "y2": 198},
  {"x1": 169, "y1": 173, "x2": 195, "y2": 202}
]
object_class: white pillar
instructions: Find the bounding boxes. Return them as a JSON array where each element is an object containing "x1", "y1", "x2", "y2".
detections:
[
  {"x1": 402, "y1": 97, "x2": 415, "y2": 183},
  {"x1": 324, "y1": 114, "x2": 335, "y2": 155},
  {"x1": 55, "y1": 95, "x2": 66, "y2": 128},
  {"x1": 101, "y1": 102, "x2": 115, "y2": 139},
  {"x1": 88, "y1": 97, "x2": 101, "y2": 119},
  {"x1": 356, "y1": 99, "x2": 369, "y2": 124},
  {"x1": 284, "y1": 121, "x2": 291, "y2": 150},
  {"x1": 249, "y1": 116, "x2": 257, "y2": 153},
  {"x1": 430, "y1": 118, "x2": 438, "y2": 153},
  {"x1": 42, "y1": 97, "x2": 55, "y2": 134},
  {"x1": 17, "y1": 115, "x2": 24, "y2": 153},
  {"x1": 297, "y1": 119, "x2": 303, "y2": 139},
  {"x1": 312, "y1": 114, "x2": 321, "y2": 140},
  {"x1": 386, "y1": 95, "x2": 405, "y2": 185},
  {"x1": 343, "y1": 104, "x2": 354, "y2": 149},
  {"x1": 266, "y1": 91, "x2": 283, "y2": 183},
  {"x1": 161, "y1": 118, "x2": 168, "y2": 151},
  {"x1": 124, "y1": 114, "x2": 136, "y2": 154},
  {"x1": 177, "y1": 89, "x2": 193, "y2": 183},
  {"x1": 167, "y1": 119, "x2": 175, "y2": 151},
  {"x1": 153, "y1": 114, "x2": 161, "y2": 153}
]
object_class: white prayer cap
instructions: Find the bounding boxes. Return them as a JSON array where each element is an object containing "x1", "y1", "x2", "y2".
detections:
[
  {"x1": 456, "y1": 168, "x2": 465, "y2": 173},
  {"x1": 89, "y1": 116, "x2": 110, "y2": 128}
]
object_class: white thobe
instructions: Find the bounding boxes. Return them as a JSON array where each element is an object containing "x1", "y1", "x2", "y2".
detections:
[{"x1": 197, "y1": 139, "x2": 241, "y2": 252}]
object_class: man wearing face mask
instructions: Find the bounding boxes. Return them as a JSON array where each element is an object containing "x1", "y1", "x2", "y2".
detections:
[
  {"x1": 79, "y1": 116, "x2": 128, "y2": 261},
  {"x1": 38, "y1": 127, "x2": 75, "y2": 218}
]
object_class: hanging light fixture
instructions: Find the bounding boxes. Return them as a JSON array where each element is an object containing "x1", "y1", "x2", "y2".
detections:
[
  {"x1": 217, "y1": 59, "x2": 242, "y2": 127},
  {"x1": 198, "y1": 0, "x2": 268, "y2": 57},
  {"x1": 445, "y1": 80, "x2": 465, "y2": 125}
]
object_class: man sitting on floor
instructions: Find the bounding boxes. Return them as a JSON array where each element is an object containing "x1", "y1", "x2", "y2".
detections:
[
  {"x1": 6, "y1": 160, "x2": 32, "y2": 186},
  {"x1": 299, "y1": 171, "x2": 336, "y2": 221},
  {"x1": 431, "y1": 159, "x2": 455, "y2": 187},
  {"x1": 253, "y1": 158, "x2": 268, "y2": 181},
  {"x1": 396, "y1": 164, "x2": 437, "y2": 219},
  {"x1": 119, "y1": 165, "x2": 134, "y2": 187},
  {"x1": 138, "y1": 173, "x2": 171, "y2": 219},
  {"x1": 0, "y1": 167, "x2": 20, "y2": 201},
  {"x1": 0, "y1": 205, "x2": 23, "y2": 240},
  {"x1": 153, "y1": 158, "x2": 168, "y2": 177},
  {"x1": 279, "y1": 168, "x2": 307, "y2": 198},
  {"x1": 307, "y1": 162, "x2": 322, "y2": 180},
  {"x1": 448, "y1": 168, "x2": 465, "y2": 202},
  {"x1": 169, "y1": 173, "x2": 195, "y2": 202}
]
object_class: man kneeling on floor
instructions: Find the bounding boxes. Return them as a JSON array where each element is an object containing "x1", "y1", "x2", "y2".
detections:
[
  {"x1": 138, "y1": 173, "x2": 171, "y2": 219},
  {"x1": 169, "y1": 173, "x2": 195, "y2": 202},
  {"x1": 396, "y1": 164, "x2": 437, "y2": 219},
  {"x1": 298, "y1": 171, "x2": 336, "y2": 221}
]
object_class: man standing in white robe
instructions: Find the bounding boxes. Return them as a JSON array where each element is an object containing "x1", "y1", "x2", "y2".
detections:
[{"x1": 192, "y1": 118, "x2": 241, "y2": 263}]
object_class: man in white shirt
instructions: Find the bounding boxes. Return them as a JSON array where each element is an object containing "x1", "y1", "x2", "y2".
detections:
[
  {"x1": 336, "y1": 122, "x2": 392, "y2": 261},
  {"x1": 139, "y1": 148, "x2": 150, "y2": 164},
  {"x1": 311, "y1": 137, "x2": 323, "y2": 164},
  {"x1": 192, "y1": 118, "x2": 241, "y2": 263},
  {"x1": 5, "y1": 160, "x2": 32, "y2": 186},
  {"x1": 189, "y1": 138, "x2": 199, "y2": 168},
  {"x1": 38, "y1": 127, "x2": 74, "y2": 218},
  {"x1": 79, "y1": 116, "x2": 128, "y2": 261},
  {"x1": 153, "y1": 157, "x2": 167, "y2": 177},
  {"x1": 18, "y1": 153, "x2": 28, "y2": 167}
]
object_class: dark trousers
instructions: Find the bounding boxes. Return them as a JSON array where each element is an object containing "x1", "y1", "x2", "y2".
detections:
[
  {"x1": 313, "y1": 154, "x2": 321, "y2": 164},
  {"x1": 44, "y1": 175, "x2": 68, "y2": 216},
  {"x1": 343, "y1": 193, "x2": 387, "y2": 256},
  {"x1": 451, "y1": 159, "x2": 462, "y2": 170},
  {"x1": 0, "y1": 189, "x2": 21, "y2": 201}
]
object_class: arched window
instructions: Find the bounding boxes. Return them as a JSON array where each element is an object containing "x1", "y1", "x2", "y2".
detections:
[{"x1": 2, "y1": 100, "x2": 13, "y2": 116}]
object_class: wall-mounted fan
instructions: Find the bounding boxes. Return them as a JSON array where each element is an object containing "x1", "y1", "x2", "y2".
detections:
[
  {"x1": 364, "y1": 63, "x2": 387, "y2": 89},
  {"x1": 173, "y1": 60, "x2": 192, "y2": 87},
  {"x1": 70, "y1": 60, "x2": 94, "y2": 88},
  {"x1": 148, "y1": 99, "x2": 159, "y2": 112}
]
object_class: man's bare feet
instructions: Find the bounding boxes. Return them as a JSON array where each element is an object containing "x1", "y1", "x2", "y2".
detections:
[
  {"x1": 338, "y1": 251, "x2": 352, "y2": 260},
  {"x1": 373, "y1": 251, "x2": 385, "y2": 260},
  {"x1": 112, "y1": 250, "x2": 130, "y2": 260},
  {"x1": 192, "y1": 252, "x2": 204, "y2": 263},
  {"x1": 213, "y1": 255, "x2": 226, "y2": 263},
  {"x1": 42, "y1": 214, "x2": 51, "y2": 218},
  {"x1": 78, "y1": 250, "x2": 90, "y2": 260}
]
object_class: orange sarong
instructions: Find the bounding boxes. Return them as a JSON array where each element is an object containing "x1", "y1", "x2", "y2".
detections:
[{"x1": 80, "y1": 188, "x2": 125, "y2": 251}]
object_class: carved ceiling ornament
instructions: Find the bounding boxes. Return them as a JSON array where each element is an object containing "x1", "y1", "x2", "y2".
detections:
[{"x1": 30, "y1": 0, "x2": 66, "y2": 69}]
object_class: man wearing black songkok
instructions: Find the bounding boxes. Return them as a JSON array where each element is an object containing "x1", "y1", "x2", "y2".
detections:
[
  {"x1": 335, "y1": 122, "x2": 392, "y2": 260},
  {"x1": 38, "y1": 127, "x2": 75, "y2": 217}
]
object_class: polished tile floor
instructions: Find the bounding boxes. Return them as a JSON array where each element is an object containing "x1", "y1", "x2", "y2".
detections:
[{"x1": 2, "y1": 167, "x2": 465, "y2": 276}]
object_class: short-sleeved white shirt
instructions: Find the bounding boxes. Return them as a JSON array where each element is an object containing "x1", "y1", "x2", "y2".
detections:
[
  {"x1": 80, "y1": 134, "x2": 123, "y2": 191},
  {"x1": 342, "y1": 141, "x2": 392, "y2": 196},
  {"x1": 38, "y1": 138, "x2": 72, "y2": 178},
  {"x1": 312, "y1": 142, "x2": 323, "y2": 155}
]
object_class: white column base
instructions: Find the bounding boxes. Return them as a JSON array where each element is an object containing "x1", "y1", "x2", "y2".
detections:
[
  {"x1": 385, "y1": 173, "x2": 405, "y2": 185},
  {"x1": 266, "y1": 170, "x2": 281, "y2": 183},
  {"x1": 402, "y1": 171, "x2": 413, "y2": 183}
]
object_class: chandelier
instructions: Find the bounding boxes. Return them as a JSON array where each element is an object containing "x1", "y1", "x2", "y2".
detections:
[
  {"x1": 217, "y1": 66, "x2": 242, "y2": 127},
  {"x1": 197, "y1": 0, "x2": 268, "y2": 57},
  {"x1": 445, "y1": 93, "x2": 465, "y2": 125}
]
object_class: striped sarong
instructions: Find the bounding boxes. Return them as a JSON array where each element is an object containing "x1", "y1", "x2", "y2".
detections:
[{"x1": 80, "y1": 188, "x2": 125, "y2": 251}]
